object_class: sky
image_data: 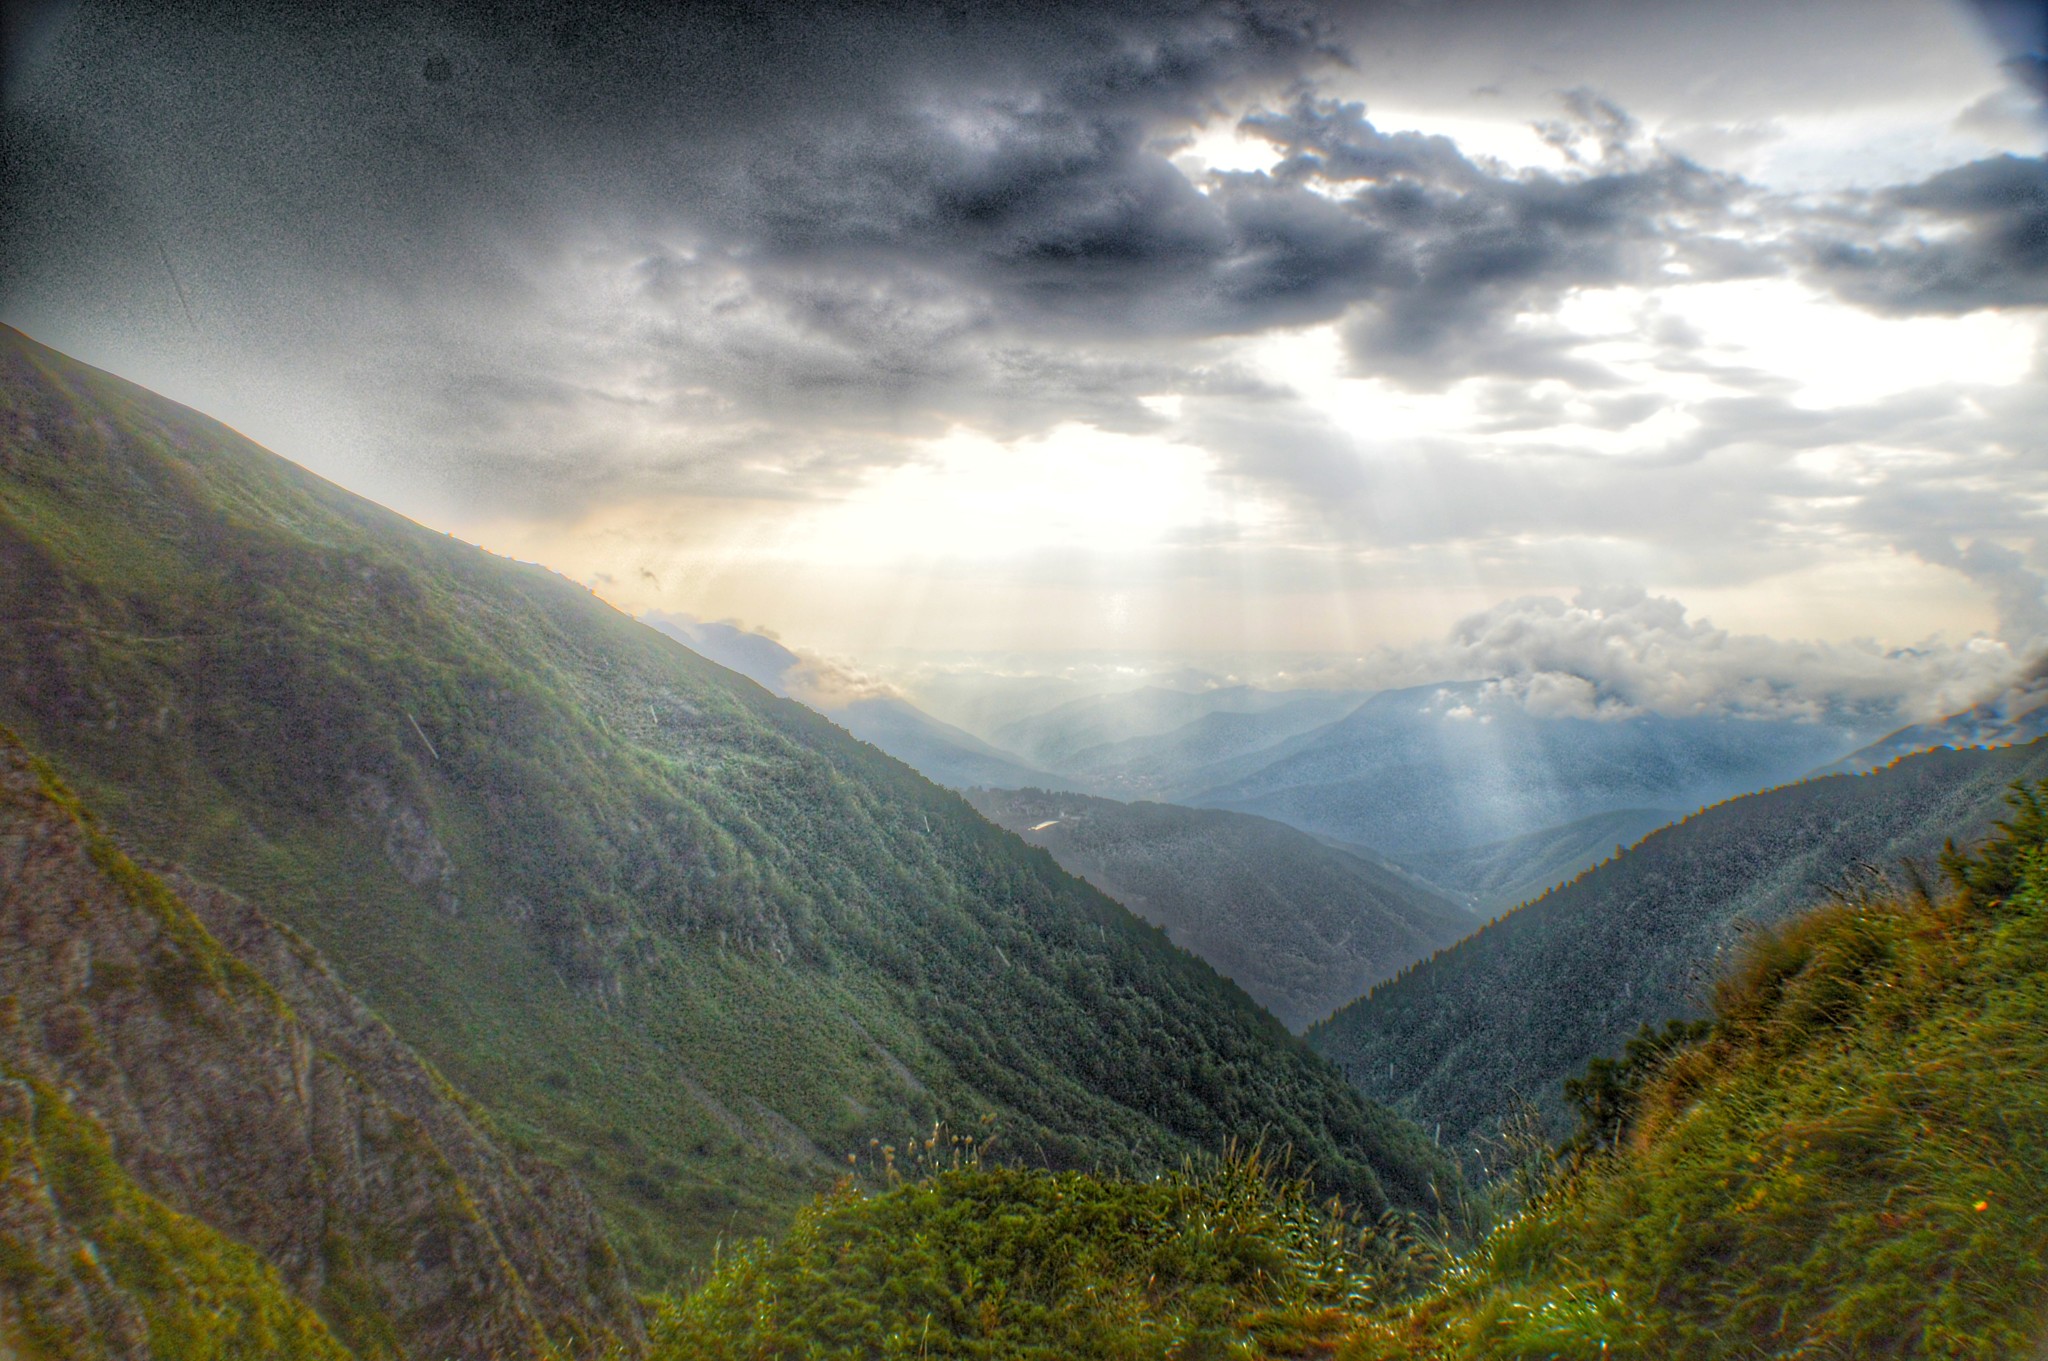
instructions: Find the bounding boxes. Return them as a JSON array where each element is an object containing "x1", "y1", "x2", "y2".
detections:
[{"x1": 5, "y1": 0, "x2": 2048, "y2": 721}]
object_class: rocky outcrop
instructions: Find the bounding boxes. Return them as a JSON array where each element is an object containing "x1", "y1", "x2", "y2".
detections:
[{"x1": 0, "y1": 732, "x2": 645, "y2": 1358}]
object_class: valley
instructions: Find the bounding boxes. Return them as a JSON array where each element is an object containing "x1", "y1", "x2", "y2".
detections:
[{"x1": 4, "y1": 329, "x2": 2044, "y2": 1356}]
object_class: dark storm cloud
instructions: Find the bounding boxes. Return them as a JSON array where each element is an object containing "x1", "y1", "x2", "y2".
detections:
[
  {"x1": 1803, "y1": 154, "x2": 2048, "y2": 314},
  {"x1": 2, "y1": 0, "x2": 2042, "y2": 535}
]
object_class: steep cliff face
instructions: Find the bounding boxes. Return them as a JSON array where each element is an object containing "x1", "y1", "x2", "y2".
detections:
[{"x1": 0, "y1": 731, "x2": 644, "y2": 1359}]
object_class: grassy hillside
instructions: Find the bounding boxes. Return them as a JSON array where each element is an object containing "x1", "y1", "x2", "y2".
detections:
[
  {"x1": 1308, "y1": 737, "x2": 2048, "y2": 1158},
  {"x1": 647, "y1": 791, "x2": 2048, "y2": 1358},
  {"x1": 1343, "y1": 785, "x2": 2048, "y2": 1358},
  {"x1": 0, "y1": 326, "x2": 1447, "y2": 1285},
  {"x1": 964, "y1": 788, "x2": 1475, "y2": 1030},
  {"x1": 651, "y1": 1146, "x2": 1412, "y2": 1361}
]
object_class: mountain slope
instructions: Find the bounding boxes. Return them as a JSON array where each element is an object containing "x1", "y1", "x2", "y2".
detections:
[
  {"x1": 1390, "y1": 806, "x2": 1678, "y2": 916},
  {"x1": 1197, "y1": 681, "x2": 1867, "y2": 855},
  {"x1": 0, "y1": 326, "x2": 1447, "y2": 1282},
  {"x1": 1345, "y1": 800, "x2": 2048, "y2": 1358},
  {"x1": 0, "y1": 730, "x2": 643, "y2": 1359},
  {"x1": 1307, "y1": 737, "x2": 2048, "y2": 1158},
  {"x1": 828, "y1": 697, "x2": 1071, "y2": 791},
  {"x1": 962, "y1": 789, "x2": 1476, "y2": 1030},
  {"x1": 652, "y1": 811, "x2": 2048, "y2": 1357}
]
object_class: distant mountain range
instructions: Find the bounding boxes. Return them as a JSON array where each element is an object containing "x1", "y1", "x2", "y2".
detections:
[
  {"x1": 988, "y1": 686, "x2": 1363, "y2": 782},
  {"x1": 1189, "y1": 681, "x2": 1870, "y2": 855},
  {"x1": 1308, "y1": 735, "x2": 2048, "y2": 1158},
  {"x1": 1040, "y1": 694, "x2": 1366, "y2": 800},
  {"x1": 963, "y1": 788, "x2": 1475, "y2": 1031}
]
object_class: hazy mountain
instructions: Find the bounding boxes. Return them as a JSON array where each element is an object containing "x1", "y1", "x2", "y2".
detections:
[
  {"x1": 829, "y1": 696, "x2": 1076, "y2": 791},
  {"x1": 644, "y1": 615, "x2": 1066, "y2": 790},
  {"x1": 1390, "y1": 806, "x2": 1680, "y2": 916},
  {"x1": 1195, "y1": 681, "x2": 1869, "y2": 855},
  {"x1": 0, "y1": 732, "x2": 645, "y2": 1358},
  {"x1": 1821, "y1": 657, "x2": 2048, "y2": 774},
  {"x1": 1306, "y1": 736, "x2": 2048, "y2": 1158},
  {"x1": 641, "y1": 615, "x2": 805, "y2": 694},
  {"x1": 1052, "y1": 694, "x2": 1367, "y2": 800},
  {"x1": 0, "y1": 327, "x2": 1447, "y2": 1283},
  {"x1": 963, "y1": 788, "x2": 1476, "y2": 1031},
  {"x1": 990, "y1": 685, "x2": 1348, "y2": 772}
]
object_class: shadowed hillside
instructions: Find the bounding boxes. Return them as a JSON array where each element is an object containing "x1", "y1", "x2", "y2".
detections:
[
  {"x1": 1308, "y1": 737, "x2": 2048, "y2": 1158},
  {"x1": 964, "y1": 788, "x2": 1476, "y2": 1030}
]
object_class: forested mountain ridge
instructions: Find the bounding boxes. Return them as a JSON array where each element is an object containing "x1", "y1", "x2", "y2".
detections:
[
  {"x1": 963, "y1": 788, "x2": 1475, "y2": 1030},
  {"x1": 0, "y1": 729, "x2": 646, "y2": 1358},
  {"x1": 1308, "y1": 736, "x2": 2048, "y2": 1159},
  {"x1": 0, "y1": 326, "x2": 1450, "y2": 1285}
]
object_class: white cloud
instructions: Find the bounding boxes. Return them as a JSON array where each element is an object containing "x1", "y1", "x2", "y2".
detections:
[{"x1": 1287, "y1": 587, "x2": 2027, "y2": 723}]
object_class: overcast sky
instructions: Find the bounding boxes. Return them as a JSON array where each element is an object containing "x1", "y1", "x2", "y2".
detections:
[{"x1": 6, "y1": 0, "x2": 2048, "y2": 718}]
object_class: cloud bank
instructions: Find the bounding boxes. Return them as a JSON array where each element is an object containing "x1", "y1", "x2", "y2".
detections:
[{"x1": 1284, "y1": 588, "x2": 2027, "y2": 724}]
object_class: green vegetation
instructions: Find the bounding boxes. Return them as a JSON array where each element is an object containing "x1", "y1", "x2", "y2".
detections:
[
  {"x1": 0, "y1": 327, "x2": 1448, "y2": 1285},
  {"x1": 653, "y1": 1140, "x2": 1445, "y2": 1360},
  {"x1": 0, "y1": 1074, "x2": 352, "y2": 1361},
  {"x1": 1340, "y1": 781, "x2": 2048, "y2": 1358},
  {"x1": 656, "y1": 787, "x2": 2048, "y2": 1358},
  {"x1": 965, "y1": 788, "x2": 1473, "y2": 1030},
  {"x1": 1311, "y1": 736, "x2": 2048, "y2": 1155}
]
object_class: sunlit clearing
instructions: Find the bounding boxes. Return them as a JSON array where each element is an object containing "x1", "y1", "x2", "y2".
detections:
[
  {"x1": 772, "y1": 424, "x2": 1267, "y2": 568},
  {"x1": 1660, "y1": 278, "x2": 2037, "y2": 405},
  {"x1": 1341, "y1": 103, "x2": 1567, "y2": 170},
  {"x1": 1177, "y1": 119, "x2": 1286, "y2": 177}
]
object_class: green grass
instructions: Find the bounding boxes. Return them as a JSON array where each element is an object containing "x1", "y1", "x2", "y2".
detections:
[{"x1": 652, "y1": 1139, "x2": 1442, "y2": 1360}]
